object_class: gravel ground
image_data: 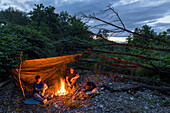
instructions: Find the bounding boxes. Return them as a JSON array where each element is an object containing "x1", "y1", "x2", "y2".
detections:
[{"x1": 0, "y1": 71, "x2": 169, "y2": 113}]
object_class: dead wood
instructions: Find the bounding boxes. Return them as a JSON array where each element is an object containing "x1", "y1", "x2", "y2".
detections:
[
  {"x1": 78, "y1": 59, "x2": 138, "y2": 68},
  {"x1": 101, "y1": 83, "x2": 170, "y2": 95},
  {"x1": 81, "y1": 12, "x2": 170, "y2": 45},
  {"x1": 93, "y1": 50, "x2": 161, "y2": 61},
  {"x1": 85, "y1": 34, "x2": 170, "y2": 52},
  {"x1": 18, "y1": 51, "x2": 25, "y2": 98},
  {"x1": 101, "y1": 84, "x2": 142, "y2": 92},
  {"x1": 0, "y1": 80, "x2": 11, "y2": 88},
  {"x1": 78, "y1": 65, "x2": 170, "y2": 95},
  {"x1": 84, "y1": 51, "x2": 154, "y2": 70},
  {"x1": 76, "y1": 66, "x2": 170, "y2": 87},
  {"x1": 69, "y1": 87, "x2": 82, "y2": 101}
]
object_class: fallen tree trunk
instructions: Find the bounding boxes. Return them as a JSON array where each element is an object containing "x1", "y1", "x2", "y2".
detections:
[
  {"x1": 0, "y1": 80, "x2": 11, "y2": 88},
  {"x1": 88, "y1": 16, "x2": 170, "y2": 45},
  {"x1": 101, "y1": 83, "x2": 170, "y2": 95},
  {"x1": 76, "y1": 66, "x2": 170, "y2": 87}
]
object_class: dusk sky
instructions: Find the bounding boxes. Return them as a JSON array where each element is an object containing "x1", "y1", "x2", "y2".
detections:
[{"x1": 0, "y1": 0, "x2": 170, "y2": 37}]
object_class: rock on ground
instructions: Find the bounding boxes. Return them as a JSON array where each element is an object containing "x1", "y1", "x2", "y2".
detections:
[{"x1": 0, "y1": 71, "x2": 170, "y2": 113}]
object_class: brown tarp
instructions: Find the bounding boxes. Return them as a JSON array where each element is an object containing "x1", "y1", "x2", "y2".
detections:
[{"x1": 11, "y1": 53, "x2": 83, "y2": 90}]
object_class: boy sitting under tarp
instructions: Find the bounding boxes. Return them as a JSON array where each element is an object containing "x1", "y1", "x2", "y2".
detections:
[
  {"x1": 66, "y1": 67, "x2": 79, "y2": 88},
  {"x1": 33, "y1": 75, "x2": 53, "y2": 104}
]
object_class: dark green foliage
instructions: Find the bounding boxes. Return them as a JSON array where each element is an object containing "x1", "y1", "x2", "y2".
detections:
[
  {"x1": 28, "y1": 4, "x2": 92, "y2": 55},
  {"x1": 127, "y1": 25, "x2": 170, "y2": 80},
  {"x1": 29, "y1": 4, "x2": 90, "y2": 40},
  {"x1": 0, "y1": 24, "x2": 55, "y2": 81},
  {"x1": 29, "y1": 4, "x2": 58, "y2": 39},
  {"x1": 0, "y1": 7, "x2": 30, "y2": 25}
]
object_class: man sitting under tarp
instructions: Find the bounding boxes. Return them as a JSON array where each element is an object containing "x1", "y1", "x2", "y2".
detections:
[
  {"x1": 33, "y1": 75, "x2": 53, "y2": 104},
  {"x1": 66, "y1": 67, "x2": 79, "y2": 89}
]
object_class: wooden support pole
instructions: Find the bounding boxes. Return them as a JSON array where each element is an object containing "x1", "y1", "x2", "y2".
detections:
[
  {"x1": 88, "y1": 41, "x2": 170, "y2": 52},
  {"x1": 18, "y1": 51, "x2": 25, "y2": 98},
  {"x1": 86, "y1": 31, "x2": 170, "y2": 52},
  {"x1": 78, "y1": 59, "x2": 138, "y2": 68},
  {"x1": 84, "y1": 51, "x2": 154, "y2": 70},
  {"x1": 93, "y1": 50, "x2": 161, "y2": 61}
]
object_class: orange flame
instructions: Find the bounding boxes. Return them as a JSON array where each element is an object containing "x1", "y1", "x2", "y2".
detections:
[{"x1": 56, "y1": 78, "x2": 67, "y2": 95}]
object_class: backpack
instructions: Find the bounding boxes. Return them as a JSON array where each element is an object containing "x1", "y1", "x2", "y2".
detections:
[{"x1": 84, "y1": 82, "x2": 96, "y2": 92}]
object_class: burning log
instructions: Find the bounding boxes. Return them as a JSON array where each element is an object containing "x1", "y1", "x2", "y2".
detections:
[{"x1": 55, "y1": 78, "x2": 68, "y2": 96}]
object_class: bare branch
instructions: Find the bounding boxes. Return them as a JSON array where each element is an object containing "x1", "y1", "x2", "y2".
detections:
[
  {"x1": 93, "y1": 50, "x2": 161, "y2": 61},
  {"x1": 86, "y1": 31, "x2": 170, "y2": 52},
  {"x1": 80, "y1": 12, "x2": 170, "y2": 45},
  {"x1": 107, "y1": 4, "x2": 126, "y2": 29},
  {"x1": 84, "y1": 51, "x2": 154, "y2": 70},
  {"x1": 78, "y1": 59, "x2": 138, "y2": 68}
]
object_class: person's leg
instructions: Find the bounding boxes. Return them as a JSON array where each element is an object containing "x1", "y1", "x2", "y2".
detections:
[
  {"x1": 41, "y1": 88, "x2": 45, "y2": 97},
  {"x1": 47, "y1": 93, "x2": 54, "y2": 100},
  {"x1": 43, "y1": 92, "x2": 50, "y2": 99},
  {"x1": 41, "y1": 84, "x2": 48, "y2": 97},
  {"x1": 33, "y1": 92, "x2": 46, "y2": 104},
  {"x1": 70, "y1": 78, "x2": 78, "y2": 87},
  {"x1": 66, "y1": 79, "x2": 71, "y2": 87}
]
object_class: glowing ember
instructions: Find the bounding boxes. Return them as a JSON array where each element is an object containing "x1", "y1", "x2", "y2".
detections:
[{"x1": 55, "y1": 78, "x2": 67, "y2": 95}]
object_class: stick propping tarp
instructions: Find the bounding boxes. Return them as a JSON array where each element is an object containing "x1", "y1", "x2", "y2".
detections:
[{"x1": 18, "y1": 51, "x2": 25, "y2": 98}]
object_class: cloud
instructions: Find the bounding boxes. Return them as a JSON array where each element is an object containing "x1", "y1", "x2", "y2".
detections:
[
  {"x1": 111, "y1": 0, "x2": 170, "y2": 32},
  {"x1": 112, "y1": 0, "x2": 139, "y2": 7},
  {"x1": 0, "y1": 0, "x2": 170, "y2": 35}
]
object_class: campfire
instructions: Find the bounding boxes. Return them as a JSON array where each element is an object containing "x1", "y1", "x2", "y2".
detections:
[{"x1": 55, "y1": 78, "x2": 68, "y2": 96}]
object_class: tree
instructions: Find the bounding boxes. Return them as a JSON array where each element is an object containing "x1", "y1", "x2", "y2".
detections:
[
  {"x1": 0, "y1": 7, "x2": 30, "y2": 25},
  {"x1": 29, "y1": 4, "x2": 58, "y2": 39},
  {"x1": 29, "y1": 4, "x2": 92, "y2": 55},
  {"x1": 0, "y1": 24, "x2": 56, "y2": 81}
]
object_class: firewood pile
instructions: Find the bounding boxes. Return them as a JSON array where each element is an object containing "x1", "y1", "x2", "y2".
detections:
[{"x1": 48, "y1": 82, "x2": 99, "y2": 111}]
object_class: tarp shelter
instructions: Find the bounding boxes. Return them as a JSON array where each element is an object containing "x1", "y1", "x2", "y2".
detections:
[{"x1": 11, "y1": 53, "x2": 83, "y2": 91}]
